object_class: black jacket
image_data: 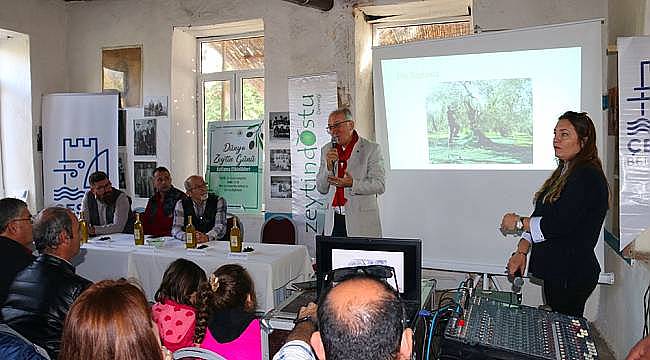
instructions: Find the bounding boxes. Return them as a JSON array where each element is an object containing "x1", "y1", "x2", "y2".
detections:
[
  {"x1": 528, "y1": 164, "x2": 609, "y2": 286},
  {"x1": 1, "y1": 254, "x2": 92, "y2": 360},
  {"x1": 0, "y1": 236, "x2": 35, "y2": 304}
]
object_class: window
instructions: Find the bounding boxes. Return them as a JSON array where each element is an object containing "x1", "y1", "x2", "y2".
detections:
[
  {"x1": 198, "y1": 34, "x2": 264, "y2": 170},
  {"x1": 374, "y1": 20, "x2": 472, "y2": 46}
]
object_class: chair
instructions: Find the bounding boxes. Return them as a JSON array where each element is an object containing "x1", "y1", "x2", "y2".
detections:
[
  {"x1": 173, "y1": 346, "x2": 227, "y2": 360},
  {"x1": 261, "y1": 215, "x2": 296, "y2": 245}
]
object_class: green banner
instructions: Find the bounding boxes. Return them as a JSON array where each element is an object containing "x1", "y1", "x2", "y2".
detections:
[{"x1": 206, "y1": 121, "x2": 263, "y2": 212}]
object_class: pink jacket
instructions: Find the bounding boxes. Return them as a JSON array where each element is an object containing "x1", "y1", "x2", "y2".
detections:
[
  {"x1": 152, "y1": 300, "x2": 197, "y2": 352},
  {"x1": 200, "y1": 319, "x2": 262, "y2": 360}
]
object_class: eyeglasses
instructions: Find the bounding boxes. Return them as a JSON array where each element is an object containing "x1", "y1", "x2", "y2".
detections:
[
  {"x1": 323, "y1": 265, "x2": 400, "y2": 296},
  {"x1": 326, "y1": 120, "x2": 351, "y2": 133},
  {"x1": 189, "y1": 183, "x2": 208, "y2": 191},
  {"x1": 11, "y1": 216, "x2": 33, "y2": 225}
]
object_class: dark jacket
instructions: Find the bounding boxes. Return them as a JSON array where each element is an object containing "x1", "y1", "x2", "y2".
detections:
[
  {"x1": 1, "y1": 254, "x2": 92, "y2": 359},
  {"x1": 86, "y1": 187, "x2": 135, "y2": 233},
  {"x1": 142, "y1": 186, "x2": 186, "y2": 236},
  {"x1": 0, "y1": 324, "x2": 49, "y2": 360},
  {"x1": 0, "y1": 236, "x2": 35, "y2": 304},
  {"x1": 528, "y1": 164, "x2": 609, "y2": 286}
]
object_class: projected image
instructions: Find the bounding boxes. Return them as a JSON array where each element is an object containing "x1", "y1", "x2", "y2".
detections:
[{"x1": 427, "y1": 79, "x2": 533, "y2": 164}]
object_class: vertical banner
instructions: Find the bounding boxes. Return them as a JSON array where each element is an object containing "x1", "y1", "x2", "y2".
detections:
[
  {"x1": 619, "y1": 37, "x2": 650, "y2": 251},
  {"x1": 42, "y1": 93, "x2": 119, "y2": 212},
  {"x1": 206, "y1": 120, "x2": 263, "y2": 212},
  {"x1": 289, "y1": 73, "x2": 338, "y2": 255}
]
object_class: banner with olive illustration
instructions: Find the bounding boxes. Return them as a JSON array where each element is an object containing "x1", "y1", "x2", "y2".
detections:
[{"x1": 207, "y1": 120, "x2": 264, "y2": 212}]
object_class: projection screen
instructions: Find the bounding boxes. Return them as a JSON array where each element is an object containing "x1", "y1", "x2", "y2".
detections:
[{"x1": 372, "y1": 19, "x2": 606, "y2": 275}]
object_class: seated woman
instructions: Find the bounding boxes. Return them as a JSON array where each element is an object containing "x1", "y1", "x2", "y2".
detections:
[
  {"x1": 195, "y1": 264, "x2": 261, "y2": 360},
  {"x1": 59, "y1": 279, "x2": 171, "y2": 360}
]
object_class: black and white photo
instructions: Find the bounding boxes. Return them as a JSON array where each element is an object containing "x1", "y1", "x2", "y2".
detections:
[
  {"x1": 133, "y1": 161, "x2": 156, "y2": 198},
  {"x1": 118, "y1": 149, "x2": 127, "y2": 190},
  {"x1": 133, "y1": 118, "x2": 156, "y2": 156},
  {"x1": 270, "y1": 176, "x2": 291, "y2": 198},
  {"x1": 270, "y1": 149, "x2": 291, "y2": 172},
  {"x1": 269, "y1": 111, "x2": 289, "y2": 139},
  {"x1": 144, "y1": 95, "x2": 168, "y2": 117}
]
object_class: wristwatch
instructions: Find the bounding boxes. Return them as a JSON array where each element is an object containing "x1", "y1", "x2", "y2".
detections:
[
  {"x1": 294, "y1": 315, "x2": 316, "y2": 325},
  {"x1": 515, "y1": 217, "x2": 524, "y2": 231}
]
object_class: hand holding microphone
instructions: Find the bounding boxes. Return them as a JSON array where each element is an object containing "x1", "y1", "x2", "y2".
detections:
[{"x1": 326, "y1": 136, "x2": 339, "y2": 174}]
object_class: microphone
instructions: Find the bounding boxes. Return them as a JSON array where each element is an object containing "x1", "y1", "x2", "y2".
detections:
[
  {"x1": 331, "y1": 136, "x2": 338, "y2": 176},
  {"x1": 511, "y1": 270, "x2": 524, "y2": 294}
]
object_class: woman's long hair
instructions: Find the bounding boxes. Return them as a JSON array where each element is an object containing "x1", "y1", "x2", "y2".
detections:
[
  {"x1": 59, "y1": 279, "x2": 162, "y2": 360},
  {"x1": 154, "y1": 258, "x2": 207, "y2": 306},
  {"x1": 193, "y1": 264, "x2": 257, "y2": 343},
  {"x1": 535, "y1": 111, "x2": 608, "y2": 204}
]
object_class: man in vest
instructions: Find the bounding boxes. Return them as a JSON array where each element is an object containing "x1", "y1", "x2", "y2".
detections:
[
  {"x1": 142, "y1": 166, "x2": 186, "y2": 236},
  {"x1": 171, "y1": 175, "x2": 227, "y2": 243},
  {"x1": 81, "y1": 171, "x2": 134, "y2": 235}
]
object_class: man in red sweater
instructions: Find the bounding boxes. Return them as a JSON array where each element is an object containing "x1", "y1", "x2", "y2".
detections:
[{"x1": 142, "y1": 167, "x2": 186, "y2": 237}]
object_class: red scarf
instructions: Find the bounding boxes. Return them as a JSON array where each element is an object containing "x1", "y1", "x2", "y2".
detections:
[{"x1": 332, "y1": 131, "x2": 359, "y2": 207}]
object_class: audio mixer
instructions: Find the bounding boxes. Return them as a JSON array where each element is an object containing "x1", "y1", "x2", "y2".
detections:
[{"x1": 440, "y1": 295, "x2": 599, "y2": 360}]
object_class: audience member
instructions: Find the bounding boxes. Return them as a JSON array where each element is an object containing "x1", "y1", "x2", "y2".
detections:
[
  {"x1": 628, "y1": 335, "x2": 650, "y2": 360},
  {"x1": 2, "y1": 207, "x2": 92, "y2": 359},
  {"x1": 152, "y1": 258, "x2": 207, "y2": 352},
  {"x1": 59, "y1": 279, "x2": 171, "y2": 360},
  {"x1": 81, "y1": 171, "x2": 135, "y2": 235},
  {"x1": 311, "y1": 274, "x2": 412, "y2": 360},
  {"x1": 142, "y1": 167, "x2": 186, "y2": 236},
  {"x1": 0, "y1": 198, "x2": 34, "y2": 304},
  {"x1": 171, "y1": 175, "x2": 227, "y2": 243},
  {"x1": 195, "y1": 264, "x2": 261, "y2": 359},
  {"x1": 0, "y1": 323, "x2": 50, "y2": 360},
  {"x1": 272, "y1": 303, "x2": 318, "y2": 360}
]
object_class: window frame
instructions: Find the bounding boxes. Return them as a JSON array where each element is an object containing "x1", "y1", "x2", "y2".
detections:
[
  {"x1": 372, "y1": 16, "x2": 473, "y2": 47},
  {"x1": 196, "y1": 32, "x2": 264, "y2": 174}
]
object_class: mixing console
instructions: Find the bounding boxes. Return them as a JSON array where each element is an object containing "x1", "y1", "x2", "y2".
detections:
[{"x1": 441, "y1": 295, "x2": 599, "y2": 360}]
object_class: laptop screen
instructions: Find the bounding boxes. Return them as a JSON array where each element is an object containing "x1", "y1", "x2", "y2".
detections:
[{"x1": 316, "y1": 236, "x2": 422, "y2": 306}]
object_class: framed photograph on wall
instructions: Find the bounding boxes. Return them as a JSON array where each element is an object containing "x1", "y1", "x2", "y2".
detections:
[
  {"x1": 133, "y1": 161, "x2": 156, "y2": 198},
  {"x1": 133, "y1": 118, "x2": 156, "y2": 156},
  {"x1": 102, "y1": 46, "x2": 142, "y2": 108},
  {"x1": 270, "y1": 149, "x2": 291, "y2": 172},
  {"x1": 270, "y1": 176, "x2": 292, "y2": 198},
  {"x1": 269, "y1": 112, "x2": 289, "y2": 140},
  {"x1": 144, "y1": 95, "x2": 168, "y2": 117}
]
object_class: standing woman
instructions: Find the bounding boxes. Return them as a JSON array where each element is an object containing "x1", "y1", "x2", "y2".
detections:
[{"x1": 500, "y1": 111, "x2": 609, "y2": 317}]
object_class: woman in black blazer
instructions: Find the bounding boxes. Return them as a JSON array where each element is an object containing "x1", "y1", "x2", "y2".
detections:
[{"x1": 500, "y1": 111, "x2": 609, "y2": 317}]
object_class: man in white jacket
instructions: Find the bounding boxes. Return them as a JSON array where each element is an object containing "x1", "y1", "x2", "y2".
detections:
[{"x1": 316, "y1": 108, "x2": 385, "y2": 237}]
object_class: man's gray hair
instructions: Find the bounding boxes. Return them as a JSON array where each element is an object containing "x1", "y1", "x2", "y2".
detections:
[
  {"x1": 184, "y1": 175, "x2": 202, "y2": 191},
  {"x1": 0, "y1": 198, "x2": 28, "y2": 233},
  {"x1": 330, "y1": 107, "x2": 353, "y2": 121},
  {"x1": 33, "y1": 207, "x2": 73, "y2": 253}
]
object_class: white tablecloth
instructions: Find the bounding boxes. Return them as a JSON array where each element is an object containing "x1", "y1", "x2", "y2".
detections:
[{"x1": 73, "y1": 234, "x2": 313, "y2": 311}]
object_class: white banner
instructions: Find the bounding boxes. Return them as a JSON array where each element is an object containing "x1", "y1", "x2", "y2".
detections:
[
  {"x1": 289, "y1": 73, "x2": 338, "y2": 255},
  {"x1": 43, "y1": 93, "x2": 119, "y2": 212},
  {"x1": 619, "y1": 37, "x2": 650, "y2": 250}
]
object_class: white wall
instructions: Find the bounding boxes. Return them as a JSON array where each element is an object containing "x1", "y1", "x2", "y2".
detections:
[
  {"x1": 0, "y1": 32, "x2": 32, "y2": 204},
  {"x1": 0, "y1": 0, "x2": 68, "y2": 211}
]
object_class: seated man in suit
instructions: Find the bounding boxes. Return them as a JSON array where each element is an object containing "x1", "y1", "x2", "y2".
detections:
[
  {"x1": 142, "y1": 166, "x2": 186, "y2": 237},
  {"x1": 81, "y1": 171, "x2": 134, "y2": 235},
  {"x1": 171, "y1": 175, "x2": 227, "y2": 243},
  {"x1": 2, "y1": 207, "x2": 93, "y2": 359},
  {"x1": 0, "y1": 198, "x2": 34, "y2": 305}
]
